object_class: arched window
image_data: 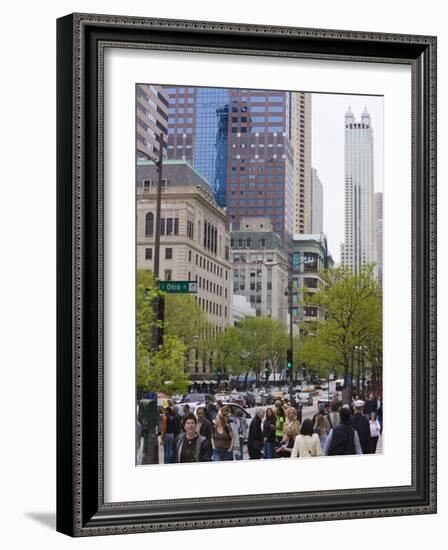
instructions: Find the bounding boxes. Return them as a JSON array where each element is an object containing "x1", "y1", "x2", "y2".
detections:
[{"x1": 145, "y1": 212, "x2": 154, "y2": 236}]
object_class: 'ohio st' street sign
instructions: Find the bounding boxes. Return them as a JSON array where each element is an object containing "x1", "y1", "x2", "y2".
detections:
[{"x1": 159, "y1": 280, "x2": 198, "y2": 293}]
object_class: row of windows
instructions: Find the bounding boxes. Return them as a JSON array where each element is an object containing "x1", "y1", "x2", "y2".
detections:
[
  {"x1": 168, "y1": 107, "x2": 194, "y2": 114},
  {"x1": 168, "y1": 117, "x2": 193, "y2": 124},
  {"x1": 231, "y1": 126, "x2": 284, "y2": 133},
  {"x1": 234, "y1": 281, "x2": 272, "y2": 292},
  {"x1": 165, "y1": 87, "x2": 195, "y2": 94},
  {"x1": 145, "y1": 214, "x2": 198, "y2": 242},
  {"x1": 232, "y1": 95, "x2": 284, "y2": 103},
  {"x1": 230, "y1": 116, "x2": 284, "y2": 123},
  {"x1": 195, "y1": 253, "x2": 228, "y2": 280},
  {"x1": 168, "y1": 127, "x2": 193, "y2": 134},
  {"x1": 197, "y1": 276, "x2": 227, "y2": 298},
  {"x1": 145, "y1": 214, "x2": 180, "y2": 237},
  {"x1": 196, "y1": 296, "x2": 227, "y2": 318},
  {"x1": 232, "y1": 253, "x2": 275, "y2": 263},
  {"x1": 169, "y1": 97, "x2": 194, "y2": 105}
]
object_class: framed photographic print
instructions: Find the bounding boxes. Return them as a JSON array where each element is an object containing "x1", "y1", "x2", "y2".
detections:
[{"x1": 57, "y1": 13, "x2": 437, "y2": 536}]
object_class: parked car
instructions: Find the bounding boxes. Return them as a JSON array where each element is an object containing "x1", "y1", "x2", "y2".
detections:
[
  {"x1": 295, "y1": 392, "x2": 313, "y2": 406},
  {"x1": 182, "y1": 393, "x2": 216, "y2": 404},
  {"x1": 189, "y1": 402, "x2": 252, "y2": 422}
]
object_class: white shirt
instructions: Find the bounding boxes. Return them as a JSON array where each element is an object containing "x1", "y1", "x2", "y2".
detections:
[{"x1": 369, "y1": 419, "x2": 381, "y2": 437}]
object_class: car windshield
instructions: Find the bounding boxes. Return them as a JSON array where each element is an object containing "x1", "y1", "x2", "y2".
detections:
[{"x1": 183, "y1": 393, "x2": 204, "y2": 402}]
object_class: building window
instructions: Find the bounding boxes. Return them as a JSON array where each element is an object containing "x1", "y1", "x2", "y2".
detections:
[
  {"x1": 145, "y1": 212, "x2": 154, "y2": 236},
  {"x1": 165, "y1": 248, "x2": 173, "y2": 260},
  {"x1": 145, "y1": 248, "x2": 152, "y2": 260},
  {"x1": 188, "y1": 250, "x2": 192, "y2": 262},
  {"x1": 164, "y1": 270, "x2": 172, "y2": 281}
]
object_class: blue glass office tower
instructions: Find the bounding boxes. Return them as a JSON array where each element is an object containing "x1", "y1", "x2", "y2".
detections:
[{"x1": 194, "y1": 88, "x2": 229, "y2": 208}]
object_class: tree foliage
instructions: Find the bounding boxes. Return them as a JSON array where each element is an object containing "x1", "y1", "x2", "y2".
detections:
[
  {"x1": 136, "y1": 269, "x2": 212, "y2": 393},
  {"x1": 299, "y1": 265, "x2": 382, "y2": 378},
  {"x1": 215, "y1": 316, "x2": 289, "y2": 379},
  {"x1": 137, "y1": 335, "x2": 190, "y2": 395}
]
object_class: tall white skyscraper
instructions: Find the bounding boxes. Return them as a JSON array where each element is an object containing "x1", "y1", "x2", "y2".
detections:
[
  {"x1": 341, "y1": 107, "x2": 375, "y2": 274},
  {"x1": 311, "y1": 167, "x2": 323, "y2": 234},
  {"x1": 292, "y1": 92, "x2": 312, "y2": 234}
]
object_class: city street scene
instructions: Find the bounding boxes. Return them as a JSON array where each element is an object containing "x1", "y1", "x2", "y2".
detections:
[{"x1": 135, "y1": 85, "x2": 383, "y2": 465}]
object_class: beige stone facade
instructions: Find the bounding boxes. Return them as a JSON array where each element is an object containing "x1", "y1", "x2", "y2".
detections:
[
  {"x1": 230, "y1": 218, "x2": 289, "y2": 326},
  {"x1": 136, "y1": 161, "x2": 232, "y2": 346}
]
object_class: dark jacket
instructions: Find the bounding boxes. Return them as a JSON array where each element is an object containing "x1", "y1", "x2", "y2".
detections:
[
  {"x1": 198, "y1": 417, "x2": 213, "y2": 441},
  {"x1": 172, "y1": 432, "x2": 212, "y2": 463},
  {"x1": 327, "y1": 423, "x2": 356, "y2": 455},
  {"x1": 248, "y1": 416, "x2": 264, "y2": 457},
  {"x1": 263, "y1": 417, "x2": 276, "y2": 443},
  {"x1": 364, "y1": 399, "x2": 378, "y2": 417},
  {"x1": 350, "y1": 413, "x2": 371, "y2": 454}
]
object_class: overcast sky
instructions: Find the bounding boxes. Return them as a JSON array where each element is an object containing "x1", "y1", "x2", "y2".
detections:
[{"x1": 311, "y1": 93, "x2": 384, "y2": 263}]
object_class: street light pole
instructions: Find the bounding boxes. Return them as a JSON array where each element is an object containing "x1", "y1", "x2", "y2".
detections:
[
  {"x1": 286, "y1": 277, "x2": 295, "y2": 406},
  {"x1": 150, "y1": 134, "x2": 165, "y2": 353}
]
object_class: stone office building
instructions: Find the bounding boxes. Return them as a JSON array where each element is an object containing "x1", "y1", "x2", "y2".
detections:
[
  {"x1": 230, "y1": 217, "x2": 289, "y2": 325},
  {"x1": 136, "y1": 160, "x2": 232, "y2": 359},
  {"x1": 291, "y1": 233, "x2": 333, "y2": 327}
]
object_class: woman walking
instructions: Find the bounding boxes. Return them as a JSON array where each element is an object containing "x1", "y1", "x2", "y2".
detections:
[
  {"x1": 275, "y1": 403, "x2": 286, "y2": 444},
  {"x1": 291, "y1": 418, "x2": 323, "y2": 458},
  {"x1": 314, "y1": 413, "x2": 328, "y2": 452},
  {"x1": 369, "y1": 412, "x2": 381, "y2": 453},
  {"x1": 262, "y1": 407, "x2": 276, "y2": 459},
  {"x1": 283, "y1": 407, "x2": 301, "y2": 439},
  {"x1": 212, "y1": 414, "x2": 234, "y2": 461}
]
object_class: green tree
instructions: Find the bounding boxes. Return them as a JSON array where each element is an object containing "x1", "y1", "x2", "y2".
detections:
[
  {"x1": 215, "y1": 325, "x2": 244, "y2": 377},
  {"x1": 137, "y1": 335, "x2": 190, "y2": 395},
  {"x1": 300, "y1": 265, "x2": 382, "y2": 381},
  {"x1": 233, "y1": 316, "x2": 289, "y2": 382}
]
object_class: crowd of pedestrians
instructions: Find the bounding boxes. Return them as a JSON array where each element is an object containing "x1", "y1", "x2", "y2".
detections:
[{"x1": 157, "y1": 393, "x2": 382, "y2": 464}]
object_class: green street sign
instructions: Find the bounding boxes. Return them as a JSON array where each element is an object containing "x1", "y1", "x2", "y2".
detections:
[{"x1": 159, "y1": 280, "x2": 198, "y2": 293}]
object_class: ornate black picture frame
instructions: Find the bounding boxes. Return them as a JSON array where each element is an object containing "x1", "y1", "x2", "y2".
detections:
[{"x1": 56, "y1": 13, "x2": 437, "y2": 536}]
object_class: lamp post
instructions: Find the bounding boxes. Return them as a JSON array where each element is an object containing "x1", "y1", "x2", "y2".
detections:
[
  {"x1": 148, "y1": 133, "x2": 166, "y2": 353},
  {"x1": 264, "y1": 258, "x2": 313, "y2": 408}
]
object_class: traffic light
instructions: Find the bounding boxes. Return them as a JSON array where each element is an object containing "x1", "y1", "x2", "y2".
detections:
[
  {"x1": 264, "y1": 366, "x2": 270, "y2": 377},
  {"x1": 286, "y1": 349, "x2": 293, "y2": 372}
]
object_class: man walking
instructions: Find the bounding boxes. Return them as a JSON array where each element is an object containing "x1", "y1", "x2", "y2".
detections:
[
  {"x1": 324, "y1": 407, "x2": 363, "y2": 455},
  {"x1": 247, "y1": 408, "x2": 264, "y2": 459},
  {"x1": 196, "y1": 406, "x2": 212, "y2": 442},
  {"x1": 349, "y1": 400, "x2": 371, "y2": 454},
  {"x1": 172, "y1": 413, "x2": 212, "y2": 463}
]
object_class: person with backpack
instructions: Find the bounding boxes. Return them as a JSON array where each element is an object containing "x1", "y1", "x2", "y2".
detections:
[
  {"x1": 324, "y1": 407, "x2": 363, "y2": 455},
  {"x1": 325, "y1": 400, "x2": 341, "y2": 432}
]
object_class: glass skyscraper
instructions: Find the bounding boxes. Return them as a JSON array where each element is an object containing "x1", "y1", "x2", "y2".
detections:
[
  {"x1": 194, "y1": 88, "x2": 229, "y2": 208},
  {"x1": 164, "y1": 85, "x2": 297, "y2": 244}
]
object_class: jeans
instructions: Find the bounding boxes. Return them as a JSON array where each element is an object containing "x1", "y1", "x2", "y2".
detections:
[
  {"x1": 163, "y1": 433, "x2": 174, "y2": 464},
  {"x1": 264, "y1": 441, "x2": 275, "y2": 459},
  {"x1": 212, "y1": 449, "x2": 234, "y2": 461},
  {"x1": 234, "y1": 437, "x2": 245, "y2": 460}
]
